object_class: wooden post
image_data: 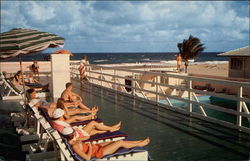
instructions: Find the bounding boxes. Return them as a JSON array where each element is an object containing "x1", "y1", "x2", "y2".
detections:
[
  {"x1": 156, "y1": 76, "x2": 159, "y2": 103},
  {"x1": 132, "y1": 72, "x2": 135, "y2": 96},
  {"x1": 188, "y1": 79, "x2": 192, "y2": 113},
  {"x1": 237, "y1": 86, "x2": 243, "y2": 127},
  {"x1": 100, "y1": 67, "x2": 103, "y2": 87}
]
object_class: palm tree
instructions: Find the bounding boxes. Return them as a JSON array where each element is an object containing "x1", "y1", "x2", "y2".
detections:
[{"x1": 177, "y1": 35, "x2": 205, "y2": 73}]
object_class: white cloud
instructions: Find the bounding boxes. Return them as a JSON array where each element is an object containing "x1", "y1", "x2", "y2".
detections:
[
  {"x1": 1, "y1": 1, "x2": 249, "y2": 52},
  {"x1": 25, "y1": 1, "x2": 56, "y2": 22}
]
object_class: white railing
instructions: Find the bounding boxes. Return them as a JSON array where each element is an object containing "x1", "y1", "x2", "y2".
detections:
[{"x1": 70, "y1": 63, "x2": 250, "y2": 134}]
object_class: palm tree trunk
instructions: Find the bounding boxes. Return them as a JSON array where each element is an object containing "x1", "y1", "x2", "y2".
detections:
[{"x1": 184, "y1": 60, "x2": 188, "y2": 73}]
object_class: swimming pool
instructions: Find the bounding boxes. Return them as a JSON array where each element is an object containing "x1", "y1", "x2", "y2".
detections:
[{"x1": 159, "y1": 95, "x2": 249, "y2": 128}]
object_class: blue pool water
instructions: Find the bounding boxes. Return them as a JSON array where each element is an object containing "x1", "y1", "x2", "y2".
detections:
[{"x1": 159, "y1": 96, "x2": 249, "y2": 128}]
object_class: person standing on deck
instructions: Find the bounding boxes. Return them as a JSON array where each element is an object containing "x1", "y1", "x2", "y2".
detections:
[
  {"x1": 176, "y1": 54, "x2": 182, "y2": 73},
  {"x1": 61, "y1": 82, "x2": 91, "y2": 111},
  {"x1": 79, "y1": 56, "x2": 89, "y2": 80},
  {"x1": 31, "y1": 61, "x2": 39, "y2": 80}
]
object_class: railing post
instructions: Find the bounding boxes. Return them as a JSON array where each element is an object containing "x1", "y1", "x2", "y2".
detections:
[
  {"x1": 156, "y1": 76, "x2": 159, "y2": 103},
  {"x1": 114, "y1": 70, "x2": 117, "y2": 90},
  {"x1": 114, "y1": 69, "x2": 117, "y2": 103},
  {"x1": 100, "y1": 67, "x2": 103, "y2": 87},
  {"x1": 132, "y1": 72, "x2": 135, "y2": 96},
  {"x1": 188, "y1": 79, "x2": 192, "y2": 113},
  {"x1": 237, "y1": 86, "x2": 243, "y2": 127}
]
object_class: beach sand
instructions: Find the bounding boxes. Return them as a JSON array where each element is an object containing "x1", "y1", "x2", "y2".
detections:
[
  {"x1": 0, "y1": 61, "x2": 229, "y2": 77},
  {"x1": 188, "y1": 63, "x2": 228, "y2": 77}
]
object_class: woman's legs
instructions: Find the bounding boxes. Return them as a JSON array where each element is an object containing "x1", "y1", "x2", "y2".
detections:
[
  {"x1": 66, "y1": 115, "x2": 93, "y2": 123},
  {"x1": 101, "y1": 138, "x2": 150, "y2": 156},
  {"x1": 83, "y1": 121, "x2": 121, "y2": 134},
  {"x1": 67, "y1": 108, "x2": 89, "y2": 115},
  {"x1": 89, "y1": 129, "x2": 106, "y2": 135}
]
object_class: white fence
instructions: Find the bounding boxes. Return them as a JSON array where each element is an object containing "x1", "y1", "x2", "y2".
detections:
[{"x1": 70, "y1": 63, "x2": 250, "y2": 134}]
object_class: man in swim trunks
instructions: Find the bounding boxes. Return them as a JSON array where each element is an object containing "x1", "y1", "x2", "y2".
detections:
[{"x1": 61, "y1": 82, "x2": 92, "y2": 110}]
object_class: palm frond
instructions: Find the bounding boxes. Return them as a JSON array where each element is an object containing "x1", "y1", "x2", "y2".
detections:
[{"x1": 178, "y1": 35, "x2": 205, "y2": 60}]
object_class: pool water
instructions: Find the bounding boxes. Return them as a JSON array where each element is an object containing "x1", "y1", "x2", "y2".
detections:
[{"x1": 159, "y1": 96, "x2": 250, "y2": 128}]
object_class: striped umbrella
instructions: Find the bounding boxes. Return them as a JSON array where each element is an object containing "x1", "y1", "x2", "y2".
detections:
[{"x1": 0, "y1": 28, "x2": 65, "y2": 59}]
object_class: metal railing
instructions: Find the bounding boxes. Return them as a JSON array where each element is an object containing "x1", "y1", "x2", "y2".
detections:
[{"x1": 70, "y1": 62, "x2": 250, "y2": 134}]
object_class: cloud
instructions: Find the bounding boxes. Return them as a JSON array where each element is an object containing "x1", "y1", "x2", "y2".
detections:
[{"x1": 1, "y1": 1, "x2": 249, "y2": 52}]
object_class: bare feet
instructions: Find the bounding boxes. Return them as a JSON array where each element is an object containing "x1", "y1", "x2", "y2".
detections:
[
  {"x1": 91, "y1": 106, "x2": 99, "y2": 115},
  {"x1": 110, "y1": 121, "x2": 121, "y2": 132},
  {"x1": 139, "y1": 137, "x2": 150, "y2": 147}
]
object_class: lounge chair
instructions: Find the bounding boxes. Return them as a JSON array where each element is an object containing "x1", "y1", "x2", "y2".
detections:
[
  {"x1": 39, "y1": 107, "x2": 128, "y2": 144},
  {"x1": 0, "y1": 72, "x2": 23, "y2": 100},
  {"x1": 64, "y1": 137, "x2": 149, "y2": 161},
  {"x1": 0, "y1": 72, "x2": 50, "y2": 100},
  {"x1": 21, "y1": 103, "x2": 149, "y2": 160}
]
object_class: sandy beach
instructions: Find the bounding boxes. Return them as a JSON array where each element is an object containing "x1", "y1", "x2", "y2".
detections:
[
  {"x1": 188, "y1": 63, "x2": 228, "y2": 77},
  {"x1": 0, "y1": 61, "x2": 229, "y2": 78}
]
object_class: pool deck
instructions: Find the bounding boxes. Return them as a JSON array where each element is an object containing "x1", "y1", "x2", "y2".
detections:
[
  {"x1": 0, "y1": 79, "x2": 250, "y2": 160},
  {"x1": 74, "y1": 80, "x2": 250, "y2": 161}
]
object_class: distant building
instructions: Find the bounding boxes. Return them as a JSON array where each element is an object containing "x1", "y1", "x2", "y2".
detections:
[{"x1": 218, "y1": 46, "x2": 250, "y2": 79}]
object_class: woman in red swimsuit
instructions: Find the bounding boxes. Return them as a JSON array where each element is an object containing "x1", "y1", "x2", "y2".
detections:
[{"x1": 62, "y1": 127, "x2": 150, "y2": 160}]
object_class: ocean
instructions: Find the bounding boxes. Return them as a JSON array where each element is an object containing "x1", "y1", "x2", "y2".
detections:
[{"x1": 1, "y1": 52, "x2": 227, "y2": 65}]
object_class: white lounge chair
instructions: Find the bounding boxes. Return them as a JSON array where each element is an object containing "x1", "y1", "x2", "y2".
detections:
[
  {"x1": 0, "y1": 72, "x2": 50, "y2": 100},
  {"x1": 10, "y1": 100, "x2": 149, "y2": 161}
]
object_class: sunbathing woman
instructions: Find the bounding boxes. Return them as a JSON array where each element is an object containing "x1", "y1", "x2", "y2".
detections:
[
  {"x1": 56, "y1": 98, "x2": 98, "y2": 119},
  {"x1": 12, "y1": 71, "x2": 48, "y2": 91},
  {"x1": 62, "y1": 127, "x2": 150, "y2": 160},
  {"x1": 52, "y1": 108, "x2": 121, "y2": 140},
  {"x1": 27, "y1": 88, "x2": 56, "y2": 111}
]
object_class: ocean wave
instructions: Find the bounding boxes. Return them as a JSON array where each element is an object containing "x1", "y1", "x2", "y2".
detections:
[
  {"x1": 93, "y1": 59, "x2": 108, "y2": 63},
  {"x1": 99, "y1": 60, "x2": 228, "y2": 67},
  {"x1": 191, "y1": 61, "x2": 228, "y2": 65},
  {"x1": 160, "y1": 60, "x2": 177, "y2": 64}
]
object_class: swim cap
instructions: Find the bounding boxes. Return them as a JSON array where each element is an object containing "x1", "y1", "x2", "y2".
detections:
[{"x1": 52, "y1": 108, "x2": 65, "y2": 119}]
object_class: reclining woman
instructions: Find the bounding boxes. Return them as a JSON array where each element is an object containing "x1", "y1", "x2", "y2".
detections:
[
  {"x1": 29, "y1": 99, "x2": 93, "y2": 123},
  {"x1": 56, "y1": 98, "x2": 98, "y2": 119},
  {"x1": 62, "y1": 127, "x2": 150, "y2": 160},
  {"x1": 52, "y1": 108, "x2": 121, "y2": 141},
  {"x1": 27, "y1": 88, "x2": 56, "y2": 113},
  {"x1": 27, "y1": 89, "x2": 97, "y2": 118},
  {"x1": 12, "y1": 71, "x2": 48, "y2": 92}
]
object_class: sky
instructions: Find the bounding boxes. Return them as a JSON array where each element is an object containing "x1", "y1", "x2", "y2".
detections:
[{"x1": 1, "y1": 1, "x2": 249, "y2": 53}]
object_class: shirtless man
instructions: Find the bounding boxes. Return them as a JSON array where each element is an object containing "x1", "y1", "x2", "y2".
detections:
[{"x1": 61, "y1": 82, "x2": 91, "y2": 110}]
